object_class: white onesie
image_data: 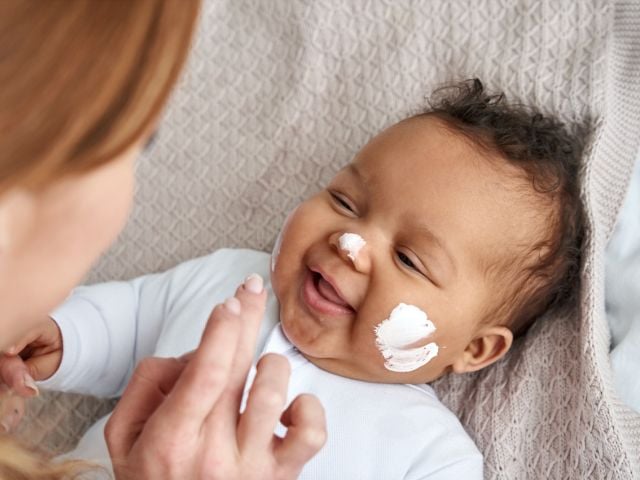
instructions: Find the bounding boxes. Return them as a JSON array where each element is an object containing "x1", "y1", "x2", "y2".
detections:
[{"x1": 40, "y1": 248, "x2": 482, "y2": 479}]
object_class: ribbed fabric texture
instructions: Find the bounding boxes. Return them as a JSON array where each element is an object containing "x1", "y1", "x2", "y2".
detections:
[{"x1": 20, "y1": 0, "x2": 639, "y2": 477}]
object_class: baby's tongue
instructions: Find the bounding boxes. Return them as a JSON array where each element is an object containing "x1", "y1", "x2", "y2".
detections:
[{"x1": 317, "y1": 276, "x2": 349, "y2": 307}]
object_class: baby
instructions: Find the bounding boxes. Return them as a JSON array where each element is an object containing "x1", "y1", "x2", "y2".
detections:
[{"x1": 28, "y1": 79, "x2": 585, "y2": 478}]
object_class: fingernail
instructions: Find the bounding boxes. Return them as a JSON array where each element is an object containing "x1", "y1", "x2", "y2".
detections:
[
  {"x1": 244, "y1": 273, "x2": 263, "y2": 294},
  {"x1": 224, "y1": 297, "x2": 241, "y2": 315},
  {"x1": 23, "y1": 373, "x2": 39, "y2": 396}
]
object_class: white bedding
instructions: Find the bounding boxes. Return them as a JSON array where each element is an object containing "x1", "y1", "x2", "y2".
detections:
[{"x1": 606, "y1": 149, "x2": 640, "y2": 413}]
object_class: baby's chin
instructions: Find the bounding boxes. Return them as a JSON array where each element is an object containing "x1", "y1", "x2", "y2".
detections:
[
  {"x1": 278, "y1": 316, "x2": 342, "y2": 363},
  {"x1": 278, "y1": 316, "x2": 318, "y2": 354},
  {"x1": 278, "y1": 319, "x2": 382, "y2": 380}
]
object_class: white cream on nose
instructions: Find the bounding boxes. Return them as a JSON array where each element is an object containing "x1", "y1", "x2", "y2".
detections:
[
  {"x1": 374, "y1": 303, "x2": 439, "y2": 373},
  {"x1": 338, "y1": 233, "x2": 366, "y2": 262}
]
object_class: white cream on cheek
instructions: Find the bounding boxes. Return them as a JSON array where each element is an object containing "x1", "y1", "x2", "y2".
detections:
[
  {"x1": 271, "y1": 210, "x2": 296, "y2": 272},
  {"x1": 271, "y1": 229, "x2": 283, "y2": 273},
  {"x1": 338, "y1": 232, "x2": 366, "y2": 262},
  {"x1": 374, "y1": 303, "x2": 439, "y2": 373}
]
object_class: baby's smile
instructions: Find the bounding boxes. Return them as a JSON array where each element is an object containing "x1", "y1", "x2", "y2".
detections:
[{"x1": 303, "y1": 268, "x2": 356, "y2": 317}]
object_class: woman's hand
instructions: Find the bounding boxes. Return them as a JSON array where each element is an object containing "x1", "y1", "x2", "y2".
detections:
[
  {"x1": 105, "y1": 274, "x2": 327, "y2": 480},
  {"x1": 0, "y1": 318, "x2": 63, "y2": 431}
]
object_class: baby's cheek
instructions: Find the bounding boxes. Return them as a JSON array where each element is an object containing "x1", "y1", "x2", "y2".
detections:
[
  {"x1": 270, "y1": 207, "x2": 300, "y2": 273},
  {"x1": 351, "y1": 307, "x2": 390, "y2": 368},
  {"x1": 374, "y1": 303, "x2": 439, "y2": 373},
  {"x1": 353, "y1": 319, "x2": 383, "y2": 357}
]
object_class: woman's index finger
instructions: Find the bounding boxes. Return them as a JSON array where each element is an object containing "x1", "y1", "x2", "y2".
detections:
[{"x1": 154, "y1": 301, "x2": 243, "y2": 432}]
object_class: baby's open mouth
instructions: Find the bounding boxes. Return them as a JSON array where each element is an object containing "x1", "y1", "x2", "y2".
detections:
[
  {"x1": 303, "y1": 269, "x2": 356, "y2": 316},
  {"x1": 314, "y1": 272, "x2": 352, "y2": 309}
]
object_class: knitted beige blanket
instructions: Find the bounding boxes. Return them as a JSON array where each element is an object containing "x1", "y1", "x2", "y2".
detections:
[{"x1": 20, "y1": 0, "x2": 640, "y2": 477}]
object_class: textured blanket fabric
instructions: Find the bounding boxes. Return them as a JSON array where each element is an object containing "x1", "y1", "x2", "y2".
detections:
[{"x1": 19, "y1": 0, "x2": 640, "y2": 477}]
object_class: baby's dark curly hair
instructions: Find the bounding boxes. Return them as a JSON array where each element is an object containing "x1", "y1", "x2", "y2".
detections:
[{"x1": 418, "y1": 79, "x2": 586, "y2": 336}]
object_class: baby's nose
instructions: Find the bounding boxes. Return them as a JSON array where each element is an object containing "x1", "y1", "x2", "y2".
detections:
[{"x1": 330, "y1": 232, "x2": 370, "y2": 272}]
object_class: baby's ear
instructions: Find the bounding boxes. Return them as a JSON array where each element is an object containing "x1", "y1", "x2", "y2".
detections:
[{"x1": 451, "y1": 326, "x2": 513, "y2": 374}]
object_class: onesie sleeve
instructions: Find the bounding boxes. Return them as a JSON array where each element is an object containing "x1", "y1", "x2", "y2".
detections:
[
  {"x1": 37, "y1": 248, "x2": 272, "y2": 398},
  {"x1": 36, "y1": 254, "x2": 221, "y2": 398}
]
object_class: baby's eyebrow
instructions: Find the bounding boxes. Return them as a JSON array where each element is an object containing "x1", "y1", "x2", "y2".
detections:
[
  {"x1": 346, "y1": 163, "x2": 365, "y2": 183},
  {"x1": 413, "y1": 224, "x2": 457, "y2": 276}
]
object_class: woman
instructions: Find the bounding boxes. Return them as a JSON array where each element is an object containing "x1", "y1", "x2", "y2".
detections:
[{"x1": 0, "y1": 2, "x2": 325, "y2": 479}]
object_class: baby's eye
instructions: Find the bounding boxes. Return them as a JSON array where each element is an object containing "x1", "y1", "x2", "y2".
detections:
[
  {"x1": 397, "y1": 250, "x2": 438, "y2": 285},
  {"x1": 329, "y1": 191, "x2": 356, "y2": 213},
  {"x1": 397, "y1": 251, "x2": 418, "y2": 271}
]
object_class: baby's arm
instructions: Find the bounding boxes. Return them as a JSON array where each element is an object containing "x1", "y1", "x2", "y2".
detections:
[
  {"x1": 37, "y1": 270, "x2": 182, "y2": 397},
  {"x1": 38, "y1": 249, "x2": 251, "y2": 398}
]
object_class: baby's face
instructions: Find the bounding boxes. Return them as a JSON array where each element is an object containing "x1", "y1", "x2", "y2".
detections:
[{"x1": 272, "y1": 116, "x2": 542, "y2": 383}]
